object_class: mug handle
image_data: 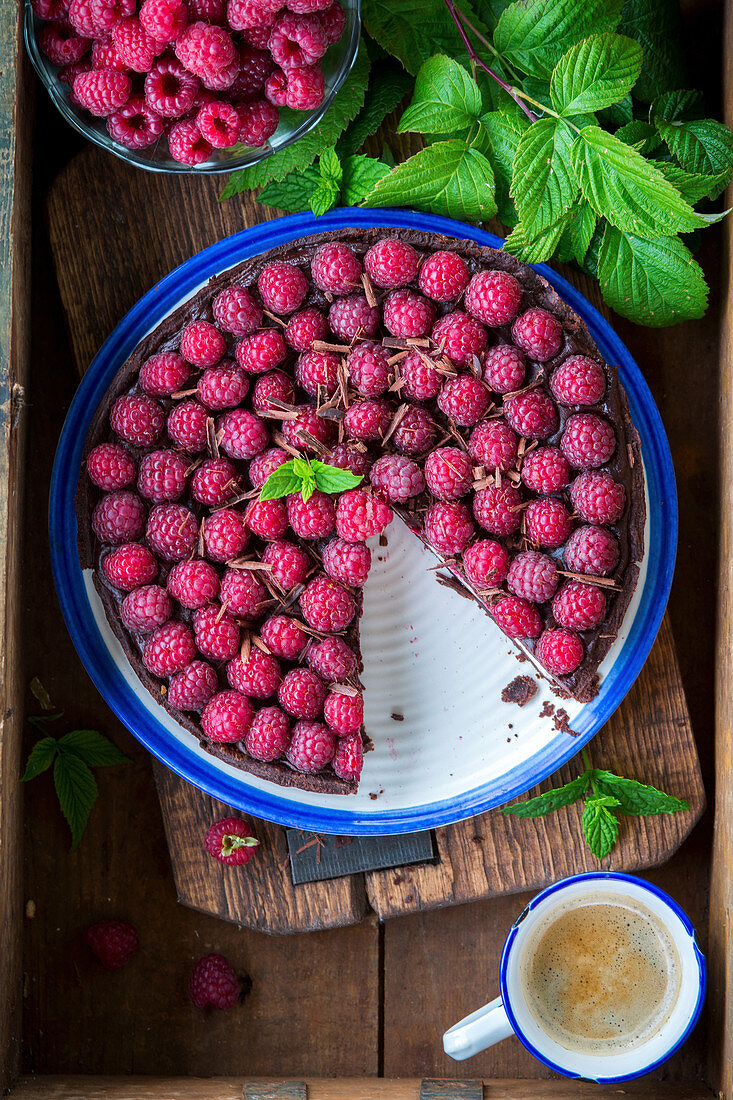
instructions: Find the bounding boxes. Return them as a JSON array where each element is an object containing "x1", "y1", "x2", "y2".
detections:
[{"x1": 443, "y1": 996, "x2": 514, "y2": 1061}]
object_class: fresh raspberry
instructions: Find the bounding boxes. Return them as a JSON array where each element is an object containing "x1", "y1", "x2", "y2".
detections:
[
  {"x1": 68, "y1": 0, "x2": 99, "y2": 38},
  {"x1": 465, "y1": 270, "x2": 522, "y2": 327},
  {"x1": 31, "y1": 0, "x2": 71, "y2": 20},
  {"x1": 175, "y1": 21, "x2": 236, "y2": 84},
  {"x1": 249, "y1": 445, "x2": 289, "y2": 487},
  {"x1": 301, "y1": 574, "x2": 356, "y2": 632},
  {"x1": 167, "y1": 399, "x2": 209, "y2": 452},
  {"x1": 137, "y1": 449, "x2": 188, "y2": 503},
  {"x1": 492, "y1": 595, "x2": 542, "y2": 639},
  {"x1": 570, "y1": 471, "x2": 626, "y2": 525},
  {"x1": 328, "y1": 295, "x2": 380, "y2": 341},
  {"x1": 286, "y1": 491, "x2": 335, "y2": 539},
  {"x1": 236, "y1": 99, "x2": 280, "y2": 145},
  {"x1": 472, "y1": 482, "x2": 522, "y2": 537},
  {"x1": 326, "y1": 442, "x2": 373, "y2": 477},
  {"x1": 146, "y1": 502, "x2": 198, "y2": 560},
  {"x1": 181, "y1": 320, "x2": 225, "y2": 368},
  {"x1": 311, "y1": 242, "x2": 362, "y2": 295},
  {"x1": 218, "y1": 409, "x2": 269, "y2": 459},
  {"x1": 504, "y1": 390, "x2": 558, "y2": 439},
  {"x1": 285, "y1": 308, "x2": 328, "y2": 351},
  {"x1": 322, "y1": 537, "x2": 370, "y2": 586},
  {"x1": 245, "y1": 497, "x2": 288, "y2": 540},
  {"x1": 72, "y1": 70, "x2": 131, "y2": 116},
  {"x1": 168, "y1": 118, "x2": 212, "y2": 164},
  {"x1": 189, "y1": 0, "x2": 226, "y2": 19},
  {"x1": 229, "y1": 45, "x2": 273, "y2": 100},
  {"x1": 324, "y1": 689, "x2": 363, "y2": 734},
  {"x1": 468, "y1": 420, "x2": 518, "y2": 471},
  {"x1": 197, "y1": 363, "x2": 248, "y2": 411},
  {"x1": 204, "y1": 816, "x2": 259, "y2": 865},
  {"x1": 196, "y1": 99, "x2": 240, "y2": 146},
  {"x1": 269, "y1": 11, "x2": 327, "y2": 67},
  {"x1": 85, "y1": 920, "x2": 138, "y2": 971},
  {"x1": 364, "y1": 238, "x2": 419, "y2": 289},
  {"x1": 94, "y1": 0, "x2": 139, "y2": 33},
  {"x1": 344, "y1": 398, "x2": 392, "y2": 441},
  {"x1": 346, "y1": 341, "x2": 394, "y2": 397},
  {"x1": 258, "y1": 261, "x2": 308, "y2": 314},
  {"x1": 228, "y1": 0, "x2": 280, "y2": 29},
  {"x1": 87, "y1": 442, "x2": 136, "y2": 491},
  {"x1": 243, "y1": 23, "x2": 273, "y2": 47},
  {"x1": 203, "y1": 509, "x2": 249, "y2": 562},
  {"x1": 202, "y1": 689, "x2": 254, "y2": 741},
  {"x1": 122, "y1": 584, "x2": 173, "y2": 632},
  {"x1": 399, "y1": 348, "x2": 443, "y2": 402},
  {"x1": 423, "y1": 500, "x2": 474, "y2": 555},
  {"x1": 168, "y1": 659, "x2": 219, "y2": 710},
  {"x1": 220, "y1": 567, "x2": 267, "y2": 617},
  {"x1": 189, "y1": 953, "x2": 240, "y2": 1010},
  {"x1": 507, "y1": 550, "x2": 558, "y2": 603},
  {"x1": 278, "y1": 667, "x2": 326, "y2": 718},
  {"x1": 194, "y1": 604, "x2": 241, "y2": 661},
  {"x1": 228, "y1": 647, "x2": 281, "y2": 697},
  {"x1": 383, "y1": 289, "x2": 436, "y2": 339},
  {"x1": 286, "y1": 719, "x2": 335, "y2": 772},
  {"x1": 336, "y1": 489, "x2": 392, "y2": 541},
  {"x1": 107, "y1": 95, "x2": 165, "y2": 149},
  {"x1": 392, "y1": 405, "x2": 437, "y2": 456},
  {"x1": 561, "y1": 414, "x2": 616, "y2": 469},
  {"x1": 418, "y1": 250, "x2": 470, "y2": 302},
  {"x1": 213, "y1": 285, "x2": 262, "y2": 336},
  {"x1": 521, "y1": 446, "x2": 570, "y2": 494},
  {"x1": 512, "y1": 307, "x2": 563, "y2": 361},
  {"x1": 260, "y1": 614, "x2": 308, "y2": 659},
  {"x1": 245, "y1": 705, "x2": 290, "y2": 760},
  {"x1": 462, "y1": 538, "x2": 509, "y2": 589},
  {"x1": 295, "y1": 350, "x2": 339, "y2": 397},
  {"x1": 90, "y1": 36, "x2": 127, "y2": 70},
  {"x1": 332, "y1": 731, "x2": 363, "y2": 781},
  {"x1": 284, "y1": 64, "x2": 325, "y2": 109},
  {"x1": 167, "y1": 559, "x2": 220, "y2": 608},
  {"x1": 139, "y1": 352, "x2": 190, "y2": 397},
  {"x1": 287, "y1": 0, "x2": 331, "y2": 11},
  {"x1": 424, "y1": 447, "x2": 472, "y2": 500},
  {"x1": 553, "y1": 580, "x2": 607, "y2": 631},
  {"x1": 92, "y1": 491, "x2": 146, "y2": 544},
  {"x1": 564, "y1": 525, "x2": 619, "y2": 576},
  {"x1": 61, "y1": 60, "x2": 93, "y2": 98},
  {"x1": 251, "y1": 370, "x2": 295, "y2": 414},
  {"x1": 306, "y1": 635, "x2": 357, "y2": 682},
  {"x1": 38, "y1": 24, "x2": 91, "y2": 67},
  {"x1": 139, "y1": 0, "x2": 188, "y2": 41},
  {"x1": 191, "y1": 457, "x2": 238, "y2": 506},
  {"x1": 537, "y1": 628, "x2": 584, "y2": 675},
  {"x1": 369, "y1": 454, "x2": 425, "y2": 504},
  {"x1": 432, "y1": 311, "x2": 488, "y2": 366},
  {"x1": 262, "y1": 539, "x2": 311, "y2": 588},
  {"x1": 143, "y1": 57, "x2": 200, "y2": 115},
  {"x1": 112, "y1": 16, "x2": 158, "y2": 72},
  {"x1": 264, "y1": 68, "x2": 288, "y2": 105},
  {"x1": 281, "y1": 405, "x2": 334, "y2": 452},
  {"x1": 110, "y1": 394, "x2": 164, "y2": 448},
  {"x1": 316, "y1": 0, "x2": 345, "y2": 43},
  {"x1": 523, "y1": 498, "x2": 572, "y2": 549},
  {"x1": 551, "y1": 355, "x2": 606, "y2": 406},
  {"x1": 482, "y1": 344, "x2": 526, "y2": 394},
  {"x1": 437, "y1": 375, "x2": 489, "y2": 427},
  {"x1": 102, "y1": 543, "x2": 158, "y2": 590},
  {"x1": 143, "y1": 619, "x2": 197, "y2": 674}
]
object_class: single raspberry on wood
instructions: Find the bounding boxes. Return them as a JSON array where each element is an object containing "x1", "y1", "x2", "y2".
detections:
[
  {"x1": 482, "y1": 344, "x2": 526, "y2": 394},
  {"x1": 432, "y1": 311, "x2": 488, "y2": 366},
  {"x1": 364, "y1": 238, "x2": 419, "y2": 289},
  {"x1": 323, "y1": 537, "x2": 371, "y2": 586},
  {"x1": 167, "y1": 559, "x2": 220, "y2": 609},
  {"x1": 392, "y1": 405, "x2": 437, "y2": 456},
  {"x1": 285, "y1": 307, "x2": 328, "y2": 352},
  {"x1": 570, "y1": 471, "x2": 626, "y2": 525},
  {"x1": 536, "y1": 628, "x2": 584, "y2": 675},
  {"x1": 110, "y1": 394, "x2": 164, "y2": 448},
  {"x1": 295, "y1": 350, "x2": 340, "y2": 397},
  {"x1": 258, "y1": 260, "x2": 308, "y2": 314},
  {"x1": 201, "y1": 689, "x2": 254, "y2": 742},
  {"x1": 168, "y1": 660, "x2": 219, "y2": 711},
  {"x1": 424, "y1": 447, "x2": 472, "y2": 500},
  {"x1": 246, "y1": 497, "x2": 289, "y2": 540},
  {"x1": 521, "y1": 446, "x2": 570, "y2": 494},
  {"x1": 311, "y1": 242, "x2": 362, "y2": 295},
  {"x1": 423, "y1": 500, "x2": 474, "y2": 555},
  {"x1": 220, "y1": 567, "x2": 267, "y2": 617},
  {"x1": 324, "y1": 688, "x2": 363, "y2": 734},
  {"x1": 492, "y1": 595, "x2": 542, "y2": 639},
  {"x1": 504, "y1": 390, "x2": 558, "y2": 439},
  {"x1": 462, "y1": 538, "x2": 509, "y2": 589},
  {"x1": 465, "y1": 270, "x2": 522, "y2": 327},
  {"x1": 92, "y1": 491, "x2": 146, "y2": 544},
  {"x1": 194, "y1": 603, "x2": 241, "y2": 662},
  {"x1": 552, "y1": 580, "x2": 606, "y2": 631},
  {"x1": 146, "y1": 502, "x2": 198, "y2": 560},
  {"x1": 137, "y1": 449, "x2": 188, "y2": 503},
  {"x1": 328, "y1": 295, "x2": 380, "y2": 341},
  {"x1": 102, "y1": 543, "x2": 158, "y2": 591},
  {"x1": 336, "y1": 489, "x2": 392, "y2": 542},
  {"x1": 473, "y1": 482, "x2": 522, "y2": 537},
  {"x1": 281, "y1": 404, "x2": 334, "y2": 452},
  {"x1": 347, "y1": 341, "x2": 394, "y2": 397},
  {"x1": 286, "y1": 490, "x2": 335, "y2": 539},
  {"x1": 168, "y1": 118, "x2": 213, "y2": 165},
  {"x1": 278, "y1": 667, "x2": 327, "y2": 718},
  {"x1": 213, "y1": 285, "x2": 262, "y2": 336},
  {"x1": 369, "y1": 454, "x2": 425, "y2": 504},
  {"x1": 437, "y1": 375, "x2": 490, "y2": 427},
  {"x1": 383, "y1": 289, "x2": 436, "y2": 339},
  {"x1": 139, "y1": 352, "x2": 190, "y2": 397},
  {"x1": 260, "y1": 614, "x2": 309, "y2": 659},
  {"x1": 399, "y1": 348, "x2": 443, "y2": 403},
  {"x1": 344, "y1": 398, "x2": 393, "y2": 442},
  {"x1": 236, "y1": 330, "x2": 287, "y2": 374},
  {"x1": 218, "y1": 408, "x2": 270, "y2": 459},
  {"x1": 418, "y1": 250, "x2": 470, "y2": 302},
  {"x1": 143, "y1": 619, "x2": 197, "y2": 674},
  {"x1": 73, "y1": 70, "x2": 131, "y2": 116},
  {"x1": 551, "y1": 355, "x2": 606, "y2": 406},
  {"x1": 107, "y1": 96, "x2": 165, "y2": 150},
  {"x1": 245, "y1": 705, "x2": 290, "y2": 760},
  {"x1": 85, "y1": 920, "x2": 138, "y2": 971},
  {"x1": 332, "y1": 731, "x2": 363, "y2": 781},
  {"x1": 191, "y1": 457, "x2": 239, "y2": 507},
  {"x1": 523, "y1": 498, "x2": 573, "y2": 549},
  {"x1": 327, "y1": 442, "x2": 373, "y2": 477},
  {"x1": 507, "y1": 550, "x2": 558, "y2": 603},
  {"x1": 87, "y1": 443, "x2": 136, "y2": 491},
  {"x1": 561, "y1": 413, "x2": 616, "y2": 469},
  {"x1": 468, "y1": 419, "x2": 518, "y2": 471},
  {"x1": 262, "y1": 539, "x2": 311, "y2": 588},
  {"x1": 203, "y1": 509, "x2": 250, "y2": 562},
  {"x1": 228, "y1": 647, "x2": 282, "y2": 698},
  {"x1": 251, "y1": 371, "x2": 295, "y2": 414},
  {"x1": 306, "y1": 636, "x2": 357, "y2": 683},
  {"x1": 301, "y1": 574, "x2": 356, "y2": 632},
  {"x1": 122, "y1": 584, "x2": 173, "y2": 632},
  {"x1": 249, "y1": 446, "x2": 289, "y2": 488},
  {"x1": 564, "y1": 525, "x2": 619, "y2": 576},
  {"x1": 511, "y1": 307, "x2": 563, "y2": 361},
  {"x1": 204, "y1": 817, "x2": 259, "y2": 865},
  {"x1": 286, "y1": 719, "x2": 336, "y2": 772},
  {"x1": 189, "y1": 954, "x2": 241, "y2": 1010}
]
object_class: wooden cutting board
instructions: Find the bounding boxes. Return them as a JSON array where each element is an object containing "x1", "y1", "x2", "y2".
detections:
[{"x1": 45, "y1": 144, "x2": 705, "y2": 934}]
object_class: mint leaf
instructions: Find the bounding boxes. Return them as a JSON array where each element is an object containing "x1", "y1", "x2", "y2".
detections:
[
  {"x1": 593, "y1": 770, "x2": 689, "y2": 816},
  {"x1": 319, "y1": 147, "x2": 343, "y2": 185},
  {"x1": 652, "y1": 88, "x2": 703, "y2": 124},
  {"x1": 598, "y1": 225, "x2": 708, "y2": 326},
  {"x1": 220, "y1": 47, "x2": 369, "y2": 195},
  {"x1": 258, "y1": 167, "x2": 320, "y2": 213},
  {"x1": 493, "y1": 0, "x2": 624, "y2": 79},
  {"x1": 337, "y1": 60, "x2": 413, "y2": 157},
  {"x1": 572, "y1": 126, "x2": 709, "y2": 237},
  {"x1": 397, "y1": 55, "x2": 481, "y2": 135},
  {"x1": 657, "y1": 118, "x2": 733, "y2": 195},
  {"x1": 582, "y1": 795, "x2": 620, "y2": 860},
  {"x1": 341, "y1": 155, "x2": 391, "y2": 204},
  {"x1": 310, "y1": 179, "x2": 340, "y2": 216},
  {"x1": 501, "y1": 771, "x2": 591, "y2": 818},
  {"x1": 259, "y1": 462, "x2": 303, "y2": 501},
  {"x1": 503, "y1": 214, "x2": 569, "y2": 263},
  {"x1": 363, "y1": 139, "x2": 496, "y2": 221},
  {"x1": 53, "y1": 752, "x2": 98, "y2": 851},
  {"x1": 511, "y1": 118, "x2": 577, "y2": 232},
  {"x1": 550, "y1": 34, "x2": 643, "y2": 116},
  {"x1": 362, "y1": 0, "x2": 490, "y2": 76},
  {"x1": 22, "y1": 737, "x2": 58, "y2": 782},
  {"x1": 311, "y1": 460, "x2": 364, "y2": 493},
  {"x1": 618, "y1": 0, "x2": 684, "y2": 103},
  {"x1": 58, "y1": 729, "x2": 130, "y2": 768}
]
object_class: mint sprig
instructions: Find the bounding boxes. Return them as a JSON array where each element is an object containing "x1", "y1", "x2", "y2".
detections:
[
  {"x1": 501, "y1": 750, "x2": 689, "y2": 860},
  {"x1": 259, "y1": 458, "x2": 363, "y2": 502}
]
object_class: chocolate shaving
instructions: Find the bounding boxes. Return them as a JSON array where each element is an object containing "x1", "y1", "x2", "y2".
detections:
[
  {"x1": 468, "y1": 353, "x2": 483, "y2": 378},
  {"x1": 297, "y1": 429, "x2": 329, "y2": 455},
  {"x1": 330, "y1": 683, "x2": 360, "y2": 697},
  {"x1": 228, "y1": 558, "x2": 273, "y2": 572},
  {"x1": 272, "y1": 430, "x2": 305, "y2": 458},
  {"x1": 261, "y1": 408, "x2": 299, "y2": 421},
  {"x1": 337, "y1": 360, "x2": 350, "y2": 410},
  {"x1": 211, "y1": 488, "x2": 258, "y2": 511},
  {"x1": 263, "y1": 310, "x2": 286, "y2": 327},
  {"x1": 502, "y1": 372, "x2": 545, "y2": 401},
  {"x1": 313, "y1": 340, "x2": 351, "y2": 353},
  {"x1": 171, "y1": 386, "x2": 199, "y2": 400},
  {"x1": 382, "y1": 337, "x2": 430, "y2": 349},
  {"x1": 206, "y1": 416, "x2": 219, "y2": 459},
  {"x1": 240, "y1": 632, "x2": 252, "y2": 663},
  {"x1": 215, "y1": 602, "x2": 229, "y2": 624},
  {"x1": 382, "y1": 403, "x2": 409, "y2": 445},
  {"x1": 556, "y1": 570, "x2": 621, "y2": 590},
  {"x1": 361, "y1": 271, "x2": 378, "y2": 308},
  {"x1": 252, "y1": 635, "x2": 272, "y2": 655},
  {"x1": 387, "y1": 350, "x2": 410, "y2": 366}
]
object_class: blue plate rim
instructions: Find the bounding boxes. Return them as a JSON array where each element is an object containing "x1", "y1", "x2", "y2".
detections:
[{"x1": 49, "y1": 208, "x2": 677, "y2": 835}]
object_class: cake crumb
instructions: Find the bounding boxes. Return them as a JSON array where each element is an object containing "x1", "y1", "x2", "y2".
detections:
[
  {"x1": 539, "y1": 701, "x2": 555, "y2": 719},
  {"x1": 553, "y1": 708, "x2": 578, "y2": 737},
  {"x1": 391, "y1": 712, "x2": 404, "y2": 721},
  {"x1": 369, "y1": 791, "x2": 378, "y2": 800},
  {"x1": 501, "y1": 676, "x2": 538, "y2": 707}
]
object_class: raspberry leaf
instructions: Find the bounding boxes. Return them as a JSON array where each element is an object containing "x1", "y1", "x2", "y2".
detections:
[
  {"x1": 362, "y1": 139, "x2": 497, "y2": 221},
  {"x1": 617, "y1": 0, "x2": 685, "y2": 103},
  {"x1": 503, "y1": 214, "x2": 570, "y2": 263},
  {"x1": 53, "y1": 752, "x2": 98, "y2": 852},
  {"x1": 319, "y1": 147, "x2": 343, "y2": 186},
  {"x1": 58, "y1": 729, "x2": 130, "y2": 768},
  {"x1": 549, "y1": 34, "x2": 643, "y2": 116},
  {"x1": 510, "y1": 117, "x2": 578, "y2": 232},
  {"x1": 500, "y1": 770, "x2": 592, "y2": 817},
  {"x1": 598, "y1": 226, "x2": 708, "y2": 326},
  {"x1": 615, "y1": 119, "x2": 661, "y2": 155},
  {"x1": 652, "y1": 88, "x2": 703, "y2": 123},
  {"x1": 397, "y1": 55, "x2": 482, "y2": 135},
  {"x1": 311, "y1": 460, "x2": 364, "y2": 493},
  {"x1": 22, "y1": 737, "x2": 59, "y2": 782},
  {"x1": 592, "y1": 770, "x2": 690, "y2": 816},
  {"x1": 362, "y1": 0, "x2": 489, "y2": 76},
  {"x1": 493, "y1": 0, "x2": 624, "y2": 79},
  {"x1": 581, "y1": 794, "x2": 620, "y2": 860},
  {"x1": 337, "y1": 60, "x2": 414, "y2": 157},
  {"x1": 656, "y1": 118, "x2": 733, "y2": 193},
  {"x1": 341, "y1": 156, "x2": 392, "y2": 205}
]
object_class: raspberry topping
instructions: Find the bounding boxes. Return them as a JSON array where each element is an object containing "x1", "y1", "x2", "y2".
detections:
[
  {"x1": 552, "y1": 580, "x2": 606, "y2": 631},
  {"x1": 465, "y1": 270, "x2": 523, "y2": 327},
  {"x1": 432, "y1": 311, "x2": 488, "y2": 365},
  {"x1": 286, "y1": 490, "x2": 335, "y2": 539},
  {"x1": 369, "y1": 454, "x2": 425, "y2": 504},
  {"x1": 146, "y1": 502, "x2": 198, "y2": 560},
  {"x1": 462, "y1": 538, "x2": 509, "y2": 589},
  {"x1": 193, "y1": 603, "x2": 241, "y2": 661},
  {"x1": 102, "y1": 542, "x2": 158, "y2": 590},
  {"x1": 364, "y1": 238, "x2": 419, "y2": 289},
  {"x1": 218, "y1": 408, "x2": 269, "y2": 459},
  {"x1": 347, "y1": 341, "x2": 394, "y2": 397},
  {"x1": 324, "y1": 688, "x2": 363, "y2": 734},
  {"x1": 246, "y1": 497, "x2": 288, "y2": 540},
  {"x1": 213, "y1": 285, "x2": 262, "y2": 336},
  {"x1": 332, "y1": 732, "x2": 363, "y2": 782},
  {"x1": 521, "y1": 446, "x2": 570, "y2": 494},
  {"x1": 551, "y1": 355, "x2": 606, "y2": 406},
  {"x1": 391, "y1": 405, "x2": 437, "y2": 456},
  {"x1": 383, "y1": 289, "x2": 436, "y2": 339},
  {"x1": 424, "y1": 447, "x2": 473, "y2": 500},
  {"x1": 285, "y1": 307, "x2": 328, "y2": 352},
  {"x1": 258, "y1": 260, "x2": 308, "y2": 314},
  {"x1": 468, "y1": 420, "x2": 518, "y2": 471},
  {"x1": 423, "y1": 500, "x2": 474, "y2": 555},
  {"x1": 482, "y1": 344, "x2": 526, "y2": 394},
  {"x1": 220, "y1": 566, "x2": 267, "y2": 617},
  {"x1": 322, "y1": 537, "x2": 371, "y2": 586},
  {"x1": 536, "y1": 628, "x2": 584, "y2": 675},
  {"x1": 191, "y1": 457, "x2": 239, "y2": 506},
  {"x1": 110, "y1": 394, "x2": 164, "y2": 447},
  {"x1": 168, "y1": 660, "x2": 219, "y2": 711},
  {"x1": 278, "y1": 667, "x2": 326, "y2": 718},
  {"x1": 399, "y1": 348, "x2": 443, "y2": 402},
  {"x1": 507, "y1": 550, "x2": 558, "y2": 603},
  {"x1": 437, "y1": 375, "x2": 490, "y2": 427},
  {"x1": 139, "y1": 352, "x2": 190, "y2": 396},
  {"x1": 236, "y1": 329, "x2": 287, "y2": 373},
  {"x1": 87, "y1": 442, "x2": 136, "y2": 491},
  {"x1": 492, "y1": 595, "x2": 542, "y2": 639},
  {"x1": 503, "y1": 390, "x2": 558, "y2": 439},
  {"x1": 201, "y1": 689, "x2": 254, "y2": 742},
  {"x1": 344, "y1": 398, "x2": 393, "y2": 441},
  {"x1": 300, "y1": 574, "x2": 356, "y2": 632},
  {"x1": 245, "y1": 705, "x2": 290, "y2": 760},
  {"x1": 260, "y1": 614, "x2": 308, "y2": 659},
  {"x1": 336, "y1": 489, "x2": 392, "y2": 542},
  {"x1": 511, "y1": 307, "x2": 564, "y2": 361},
  {"x1": 523, "y1": 497, "x2": 573, "y2": 549},
  {"x1": 286, "y1": 719, "x2": 335, "y2": 772},
  {"x1": 122, "y1": 584, "x2": 173, "y2": 632},
  {"x1": 137, "y1": 449, "x2": 188, "y2": 503},
  {"x1": 328, "y1": 294, "x2": 380, "y2": 341},
  {"x1": 203, "y1": 508, "x2": 250, "y2": 561},
  {"x1": 228, "y1": 647, "x2": 281, "y2": 697},
  {"x1": 561, "y1": 413, "x2": 616, "y2": 469},
  {"x1": 295, "y1": 350, "x2": 340, "y2": 397},
  {"x1": 563, "y1": 525, "x2": 619, "y2": 576},
  {"x1": 311, "y1": 242, "x2": 362, "y2": 295},
  {"x1": 93, "y1": 491, "x2": 146, "y2": 544},
  {"x1": 570, "y1": 471, "x2": 626, "y2": 525},
  {"x1": 418, "y1": 250, "x2": 470, "y2": 302},
  {"x1": 167, "y1": 559, "x2": 220, "y2": 608},
  {"x1": 472, "y1": 482, "x2": 522, "y2": 537},
  {"x1": 262, "y1": 538, "x2": 311, "y2": 588},
  {"x1": 143, "y1": 619, "x2": 197, "y2": 675},
  {"x1": 306, "y1": 636, "x2": 357, "y2": 682}
]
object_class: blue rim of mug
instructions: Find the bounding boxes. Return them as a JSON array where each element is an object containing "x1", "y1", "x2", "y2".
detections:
[{"x1": 498, "y1": 871, "x2": 706, "y2": 1083}]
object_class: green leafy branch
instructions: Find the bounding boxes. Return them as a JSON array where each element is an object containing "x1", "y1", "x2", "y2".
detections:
[
  {"x1": 501, "y1": 748, "x2": 689, "y2": 860},
  {"x1": 259, "y1": 457, "x2": 363, "y2": 502}
]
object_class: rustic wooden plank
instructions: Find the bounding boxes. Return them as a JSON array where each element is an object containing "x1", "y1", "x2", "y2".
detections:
[
  {"x1": 244, "y1": 1083, "x2": 307, "y2": 1100},
  {"x1": 420, "y1": 1081, "x2": 482, "y2": 1099}
]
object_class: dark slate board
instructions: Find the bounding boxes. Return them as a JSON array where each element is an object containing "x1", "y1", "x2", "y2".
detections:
[{"x1": 287, "y1": 830, "x2": 436, "y2": 884}]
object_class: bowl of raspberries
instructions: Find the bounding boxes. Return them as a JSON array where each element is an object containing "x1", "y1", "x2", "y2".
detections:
[{"x1": 24, "y1": 0, "x2": 359, "y2": 171}]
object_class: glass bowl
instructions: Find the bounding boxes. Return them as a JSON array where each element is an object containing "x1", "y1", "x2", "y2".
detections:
[{"x1": 23, "y1": 0, "x2": 361, "y2": 174}]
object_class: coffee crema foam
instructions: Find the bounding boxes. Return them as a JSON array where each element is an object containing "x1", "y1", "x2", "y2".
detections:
[{"x1": 519, "y1": 892, "x2": 682, "y2": 1055}]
